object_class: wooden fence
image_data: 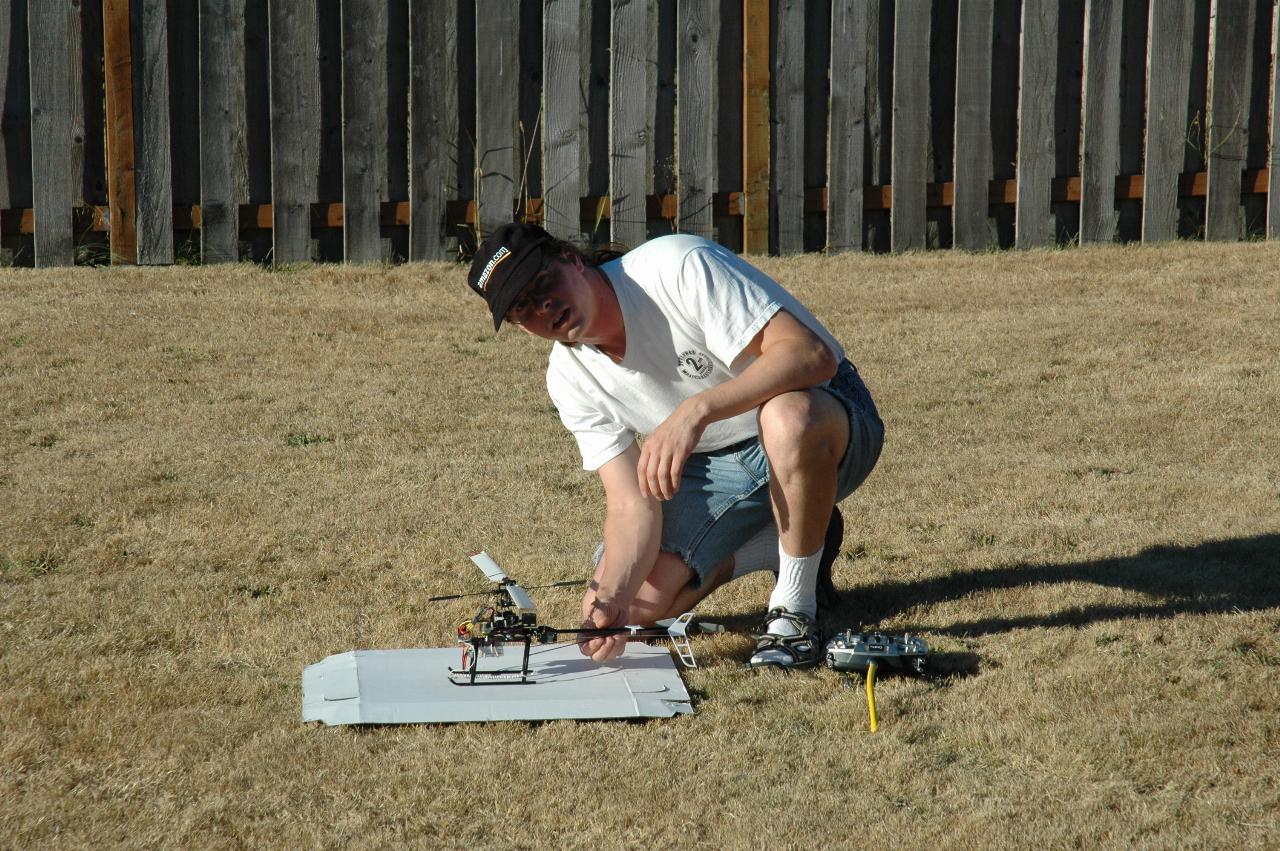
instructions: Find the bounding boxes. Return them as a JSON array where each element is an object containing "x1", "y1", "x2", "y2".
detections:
[{"x1": 1, "y1": 0, "x2": 1278, "y2": 267}]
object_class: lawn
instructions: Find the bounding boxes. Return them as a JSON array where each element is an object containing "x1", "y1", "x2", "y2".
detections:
[{"x1": 2, "y1": 241, "x2": 1278, "y2": 848}]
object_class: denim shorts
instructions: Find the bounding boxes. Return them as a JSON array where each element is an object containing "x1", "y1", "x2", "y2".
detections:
[{"x1": 661, "y1": 359, "x2": 884, "y2": 586}]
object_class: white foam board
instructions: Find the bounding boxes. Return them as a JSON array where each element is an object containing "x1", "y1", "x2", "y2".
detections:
[{"x1": 302, "y1": 642, "x2": 694, "y2": 725}]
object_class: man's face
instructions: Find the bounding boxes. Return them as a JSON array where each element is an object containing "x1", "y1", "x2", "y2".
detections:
[{"x1": 505, "y1": 252, "x2": 595, "y2": 343}]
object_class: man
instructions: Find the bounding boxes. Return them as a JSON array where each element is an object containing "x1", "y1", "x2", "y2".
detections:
[{"x1": 466, "y1": 223, "x2": 883, "y2": 668}]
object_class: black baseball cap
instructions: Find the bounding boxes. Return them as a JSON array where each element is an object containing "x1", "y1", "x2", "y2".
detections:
[{"x1": 467, "y1": 223, "x2": 555, "y2": 330}]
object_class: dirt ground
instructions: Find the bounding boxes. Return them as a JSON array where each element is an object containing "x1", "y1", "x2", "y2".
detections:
[{"x1": 2, "y1": 241, "x2": 1278, "y2": 848}]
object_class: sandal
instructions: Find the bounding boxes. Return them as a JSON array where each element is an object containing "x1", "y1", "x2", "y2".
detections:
[{"x1": 748, "y1": 607, "x2": 822, "y2": 669}]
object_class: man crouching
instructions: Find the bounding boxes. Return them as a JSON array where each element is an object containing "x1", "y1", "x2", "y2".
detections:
[{"x1": 466, "y1": 224, "x2": 883, "y2": 668}]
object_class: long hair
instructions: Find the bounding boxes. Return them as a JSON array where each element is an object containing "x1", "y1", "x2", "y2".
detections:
[{"x1": 541, "y1": 238, "x2": 628, "y2": 267}]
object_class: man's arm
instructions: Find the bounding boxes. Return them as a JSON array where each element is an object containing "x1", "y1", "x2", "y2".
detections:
[
  {"x1": 637, "y1": 308, "x2": 837, "y2": 500},
  {"x1": 579, "y1": 441, "x2": 663, "y2": 662}
]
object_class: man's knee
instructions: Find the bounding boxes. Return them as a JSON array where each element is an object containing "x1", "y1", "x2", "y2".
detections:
[{"x1": 757, "y1": 390, "x2": 846, "y2": 472}]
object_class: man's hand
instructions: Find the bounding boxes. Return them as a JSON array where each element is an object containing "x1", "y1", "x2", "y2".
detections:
[
  {"x1": 637, "y1": 398, "x2": 707, "y2": 500},
  {"x1": 579, "y1": 593, "x2": 629, "y2": 663}
]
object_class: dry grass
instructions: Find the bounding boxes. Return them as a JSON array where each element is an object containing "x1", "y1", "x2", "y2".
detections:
[{"x1": 2, "y1": 241, "x2": 1278, "y2": 849}]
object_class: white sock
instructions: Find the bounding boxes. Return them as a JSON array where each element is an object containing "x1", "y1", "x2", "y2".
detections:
[
  {"x1": 730, "y1": 525, "x2": 780, "y2": 579},
  {"x1": 765, "y1": 545, "x2": 821, "y2": 635}
]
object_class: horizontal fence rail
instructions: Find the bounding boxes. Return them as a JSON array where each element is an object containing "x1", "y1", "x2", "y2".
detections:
[{"x1": 0, "y1": 0, "x2": 1278, "y2": 267}]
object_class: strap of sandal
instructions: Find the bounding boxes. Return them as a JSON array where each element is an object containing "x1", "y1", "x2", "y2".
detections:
[
  {"x1": 752, "y1": 608, "x2": 820, "y2": 665},
  {"x1": 755, "y1": 607, "x2": 815, "y2": 636}
]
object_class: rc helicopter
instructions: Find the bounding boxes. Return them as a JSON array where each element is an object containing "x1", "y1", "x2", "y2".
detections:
[{"x1": 428, "y1": 552, "x2": 720, "y2": 685}]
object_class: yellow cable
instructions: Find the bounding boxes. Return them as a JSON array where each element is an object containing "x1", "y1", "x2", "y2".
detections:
[{"x1": 866, "y1": 661, "x2": 879, "y2": 733}]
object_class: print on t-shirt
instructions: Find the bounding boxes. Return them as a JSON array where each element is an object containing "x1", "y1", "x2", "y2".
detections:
[{"x1": 678, "y1": 349, "x2": 713, "y2": 380}]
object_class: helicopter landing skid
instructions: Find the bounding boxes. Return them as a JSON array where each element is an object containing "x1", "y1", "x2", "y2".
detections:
[{"x1": 447, "y1": 667, "x2": 537, "y2": 685}]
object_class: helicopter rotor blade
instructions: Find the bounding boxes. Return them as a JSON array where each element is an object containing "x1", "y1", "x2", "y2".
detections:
[
  {"x1": 426, "y1": 589, "x2": 491, "y2": 602},
  {"x1": 469, "y1": 551, "x2": 509, "y2": 583},
  {"x1": 504, "y1": 580, "x2": 537, "y2": 614},
  {"x1": 529, "y1": 579, "x2": 585, "y2": 591},
  {"x1": 427, "y1": 577, "x2": 584, "y2": 603}
]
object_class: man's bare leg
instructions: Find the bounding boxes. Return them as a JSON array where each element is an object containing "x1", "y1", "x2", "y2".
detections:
[
  {"x1": 757, "y1": 389, "x2": 849, "y2": 557},
  {"x1": 626, "y1": 551, "x2": 734, "y2": 624},
  {"x1": 751, "y1": 388, "x2": 849, "y2": 665}
]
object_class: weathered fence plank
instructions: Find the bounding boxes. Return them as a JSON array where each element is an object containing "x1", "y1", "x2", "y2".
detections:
[
  {"x1": 410, "y1": 0, "x2": 459, "y2": 259},
  {"x1": 890, "y1": 1, "x2": 928, "y2": 252},
  {"x1": 742, "y1": 0, "x2": 769, "y2": 252},
  {"x1": 268, "y1": 0, "x2": 319, "y2": 263},
  {"x1": 341, "y1": 0, "x2": 388, "y2": 263},
  {"x1": 1270, "y1": 0, "x2": 1280, "y2": 240},
  {"x1": 134, "y1": 0, "x2": 174, "y2": 264},
  {"x1": 827, "y1": 0, "x2": 867, "y2": 253},
  {"x1": 774, "y1": 0, "x2": 804, "y2": 253},
  {"x1": 953, "y1": 0, "x2": 993, "y2": 250},
  {"x1": 1079, "y1": 0, "x2": 1122, "y2": 243},
  {"x1": 475, "y1": 2, "x2": 518, "y2": 236},
  {"x1": 1204, "y1": 0, "x2": 1255, "y2": 241},
  {"x1": 200, "y1": 0, "x2": 239, "y2": 263},
  {"x1": 68, "y1": 0, "x2": 84, "y2": 213},
  {"x1": 228, "y1": 0, "x2": 255, "y2": 249},
  {"x1": 1142, "y1": 1, "x2": 1196, "y2": 242},
  {"x1": 1015, "y1": 0, "x2": 1057, "y2": 248},
  {"x1": 28, "y1": 0, "x2": 75, "y2": 266},
  {"x1": 541, "y1": 0, "x2": 579, "y2": 241},
  {"x1": 102, "y1": 0, "x2": 136, "y2": 263},
  {"x1": 610, "y1": 0, "x2": 650, "y2": 247},
  {"x1": 677, "y1": 0, "x2": 715, "y2": 240}
]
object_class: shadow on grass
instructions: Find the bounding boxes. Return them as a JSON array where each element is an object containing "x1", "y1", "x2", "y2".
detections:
[
  {"x1": 919, "y1": 651, "x2": 983, "y2": 677},
  {"x1": 846, "y1": 533, "x2": 1280, "y2": 638}
]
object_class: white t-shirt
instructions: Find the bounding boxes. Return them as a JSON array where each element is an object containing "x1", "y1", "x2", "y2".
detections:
[{"x1": 547, "y1": 234, "x2": 845, "y2": 470}]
